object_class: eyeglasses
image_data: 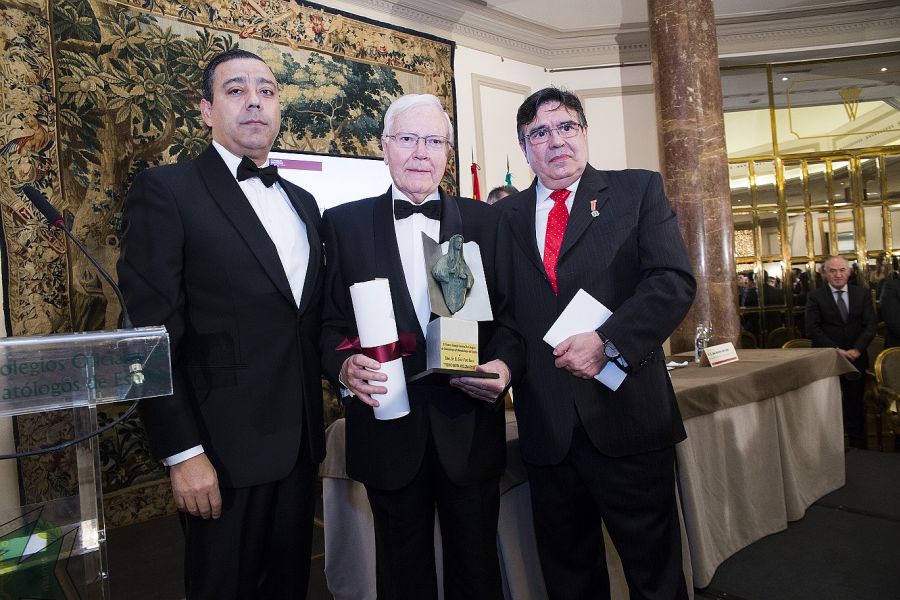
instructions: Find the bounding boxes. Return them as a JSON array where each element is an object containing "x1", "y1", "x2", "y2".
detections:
[
  {"x1": 522, "y1": 122, "x2": 584, "y2": 145},
  {"x1": 384, "y1": 133, "x2": 452, "y2": 151}
]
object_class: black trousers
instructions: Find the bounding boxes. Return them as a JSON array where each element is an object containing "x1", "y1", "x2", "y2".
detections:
[
  {"x1": 364, "y1": 433, "x2": 502, "y2": 600},
  {"x1": 526, "y1": 421, "x2": 687, "y2": 600},
  {"x1": 840, "y1": 374, "x2": 866, "y2": 448},
  {"x1": 182, "y1": 455, "x2": 319, "y2": 600}
]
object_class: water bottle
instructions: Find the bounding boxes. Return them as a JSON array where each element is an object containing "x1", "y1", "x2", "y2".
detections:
[{"x1": 695, "y1": 321, "x2": 711, "y2": 363}]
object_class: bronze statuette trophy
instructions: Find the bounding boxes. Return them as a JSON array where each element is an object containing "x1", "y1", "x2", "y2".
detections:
[{"x1": 409, "y1": 234, "x2": 498, "y2": 382}]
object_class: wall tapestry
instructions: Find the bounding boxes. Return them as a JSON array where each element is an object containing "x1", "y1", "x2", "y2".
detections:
[{"x1": 0, "y1": 0, "x2": 456, "y2": 527}]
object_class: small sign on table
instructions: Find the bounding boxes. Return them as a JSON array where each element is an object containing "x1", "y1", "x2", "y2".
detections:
[{"x1": 701, "y1": 342, "x2": 739, "y2": 367}]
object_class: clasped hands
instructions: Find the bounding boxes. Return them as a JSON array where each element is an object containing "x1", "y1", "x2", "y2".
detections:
[
  {"x1": 837, "y1": 348, "x2": 861, "y2": 362},
  {"x1": 340, "y1": 354, "x2": 511, "y2": 405}
]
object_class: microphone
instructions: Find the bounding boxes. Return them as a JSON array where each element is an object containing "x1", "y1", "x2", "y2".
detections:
[
  {"x1": 22, "y1": 185, "x2": 134, "y2": 329},
  {"x1": 23, "y1": 185, "x2": 65, "y2": 227}
]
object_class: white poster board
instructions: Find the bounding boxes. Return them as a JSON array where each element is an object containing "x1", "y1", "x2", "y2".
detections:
[{"x1": 269, "y1": 150, "x2": 393, "y2": 213}]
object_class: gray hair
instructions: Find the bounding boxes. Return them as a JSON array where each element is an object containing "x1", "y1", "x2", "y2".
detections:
[
  {"x1": 382, "y1": 94, "x2": 454, "y2": 140},
  {"x1": 824, "y1": 255, "x2": 849, "y2": 269}
]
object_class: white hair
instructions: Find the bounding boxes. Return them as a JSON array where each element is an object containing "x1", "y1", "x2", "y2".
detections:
[{"x1": 382, "y1": 94, "x2": 454, "y2": 140}]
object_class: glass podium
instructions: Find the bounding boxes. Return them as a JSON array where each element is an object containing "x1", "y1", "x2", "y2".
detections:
[{"x1": 0, "y1": 326, "x2": 171, "y2": 599}]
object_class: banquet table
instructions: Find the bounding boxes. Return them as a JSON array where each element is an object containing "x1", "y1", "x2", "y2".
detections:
[{"x1": 320, "y1": 348, "x2": 855, "y2": 598}]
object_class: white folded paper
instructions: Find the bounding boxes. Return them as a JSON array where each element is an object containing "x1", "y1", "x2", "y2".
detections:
[
  {"x1": 349, "y1": 279, "x2": 410, "y2": 420},
  {"x1": 543, "y1": 289, "x2": 627, "y2": 391}
]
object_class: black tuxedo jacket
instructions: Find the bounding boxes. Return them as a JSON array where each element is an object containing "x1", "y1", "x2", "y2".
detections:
[
  {"x1": 496, "y1": 165, "x2": 696, "y2": 465},
  {"x1": 881, "y1": 278, "x2": 900, "y2": 349},
  {"x1": 118, "y1": 145, "x2": 325, "y2": 488},
  {"x1": 806, "y1": 283, "x2": 876, "y2": 369},
  {"x1": 319, "y1": 188, "x2": 524, "y2": 491}
]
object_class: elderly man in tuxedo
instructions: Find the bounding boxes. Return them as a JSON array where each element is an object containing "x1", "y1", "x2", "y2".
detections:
[
  {"x1": 319, "y1": 94, "x2": 523, "y2": 600},
  {"x1": 118, "y1": 48, "x2": 324, "y2": 599},
  {"x1": 495, "y1": 87, "x2": 696, "y2": 600},
  {"x1": 806, "y1": 256, "x2": 876, "y2": 448}
]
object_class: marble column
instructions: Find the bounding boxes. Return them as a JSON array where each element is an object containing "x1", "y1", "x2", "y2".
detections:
[{"x1": 648, "y1": 0, "x2": 740, "y2": 353}]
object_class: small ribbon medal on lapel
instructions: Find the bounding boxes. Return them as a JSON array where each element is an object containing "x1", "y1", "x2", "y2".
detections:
[{"x1": 590, "y1": 199, "x2": 599, "y2": 218}]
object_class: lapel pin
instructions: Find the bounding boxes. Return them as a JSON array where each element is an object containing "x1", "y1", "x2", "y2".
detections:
[{"x1": 590, "y1": 199, "x2": 599, "y2": 218}]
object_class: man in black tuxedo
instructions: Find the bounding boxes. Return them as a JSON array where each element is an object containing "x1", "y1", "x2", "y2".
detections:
[
  {"x1": 117, "y1": 48, "x2": 324, "y2": 599},
  {"x1": 806, "y1": 256, "x2": 876, "y2": 448},
  {"x1": 881, "y1": 276, "x2": 900, "y2": 348},
  {"x1": 495, "y1": 87, "x2": 696, "y2": 600},
  {"x1": 319, "y1": 94, "x2": 523, "y2": 600}
]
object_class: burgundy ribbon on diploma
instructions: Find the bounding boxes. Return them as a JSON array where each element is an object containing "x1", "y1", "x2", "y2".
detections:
[{"x1": 336, "y1": 332, "x2": 417, "y2": 363}]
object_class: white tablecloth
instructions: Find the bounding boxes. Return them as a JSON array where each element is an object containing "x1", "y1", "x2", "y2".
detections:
[{"x1": 676, "y1": 376, "x2": 844, "y2": 587}]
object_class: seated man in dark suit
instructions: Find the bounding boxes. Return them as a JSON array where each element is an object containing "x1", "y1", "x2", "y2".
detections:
[
  {"x1": 806, "y1": 256, "x2": 876, "y2": 448},
  {"x1": 881, "y1": 276, "x2": 900, "y2": 348}
]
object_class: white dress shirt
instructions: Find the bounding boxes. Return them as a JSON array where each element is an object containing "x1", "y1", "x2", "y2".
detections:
[
  {"x1": 829, "y1": 284, "x2": 849, "y2": 313},
  {"x1": 535, "y1": 178, "x2": 580, "y2": 258},
  {"x1": 164, "y1": 142, "x2": 311, "y2": 467},
  {"x1": 392, "y1": 185, "x2": 441, "y2": 334}
]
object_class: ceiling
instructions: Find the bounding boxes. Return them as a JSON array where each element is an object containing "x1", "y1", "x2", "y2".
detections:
[
  {"x1": 472, "y1": 0, "x2": 886, "y2": 32},
  {"x1": 336, "y1": 0, "x2": 900, "y2": 69}
]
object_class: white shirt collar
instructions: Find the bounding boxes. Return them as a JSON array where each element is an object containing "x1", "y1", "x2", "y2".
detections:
[
  {"x1": 212, "y1": 140, "x2": 270, "y2": 179},
  {"x1": 828, "y1": 284, "x2": 847, "y2": 293},
  {"x1": 536, "y1": 178, "x2": 581, "y2": 205},
  {"x1": 392, "y1": 184, "x2": 440, "y2": 205}
]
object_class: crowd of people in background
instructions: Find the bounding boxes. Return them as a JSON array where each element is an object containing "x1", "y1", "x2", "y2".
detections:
[{"x1": 737, "y1": 253, "x2": 899, "y2": 345}]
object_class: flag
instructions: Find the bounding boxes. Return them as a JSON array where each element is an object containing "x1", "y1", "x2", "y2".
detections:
[
  {"x1": 471, "y1": 150, "x2": 481, "y2": 201},
  {"x1": 505, "y1": 156, "x2": 512, "y2": 186}
]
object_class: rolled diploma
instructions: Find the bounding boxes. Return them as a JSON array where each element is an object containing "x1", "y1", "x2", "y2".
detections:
[{"x1": 349, "y1": 279, "x2": 410, "y2": 420}]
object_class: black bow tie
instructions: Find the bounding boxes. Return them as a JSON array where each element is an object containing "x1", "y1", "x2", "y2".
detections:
[
  {"x1": 394, "y1": 199, "x2": 441, "y2": 220},
  {"x1": 236, "y1": 156, "x2": 278, "y2": 187}
]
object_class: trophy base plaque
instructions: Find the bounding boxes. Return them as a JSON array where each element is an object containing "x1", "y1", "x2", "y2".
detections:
[
  {"x1": 410, "y1": 317, "x2": 497, "y2": 383},
  {"x1": 408, "y1": 367, "x2": 499, "y2": 383}
]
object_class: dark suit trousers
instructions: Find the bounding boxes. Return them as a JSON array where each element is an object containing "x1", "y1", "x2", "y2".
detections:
[
  {"x1": 364, "y1": 433, "x2": 502, "y2": 600},
  {"x1": 840, "y1": 374, "x2": 866, "y2": 448},
  {"x1": 525, "y1": 422, "x2": 687, "y2": 600},
  {"x1": 183, "y1": 455, "x2": 318, "y2": 600}
]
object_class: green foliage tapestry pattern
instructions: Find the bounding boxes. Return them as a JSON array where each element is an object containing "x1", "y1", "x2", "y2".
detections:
[{"x1": 0, "y1": 0, "x2": 456, "y2": 527}]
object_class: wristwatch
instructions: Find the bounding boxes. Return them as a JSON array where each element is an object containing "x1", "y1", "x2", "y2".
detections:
[
  {"x1": 601, "y1": 337, "x2": 629, "y2": 372},
  {"x1": 603, "y1": 339, "x2": 621, "y2": 362}
]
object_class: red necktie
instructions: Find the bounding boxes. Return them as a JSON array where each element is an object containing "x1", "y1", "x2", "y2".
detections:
[{"x1": 543, "y1": 189, "x2": 571, "y2": 295}]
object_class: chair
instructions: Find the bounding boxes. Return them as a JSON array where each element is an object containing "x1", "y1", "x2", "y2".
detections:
[
  {"x1": 864, "y1": 336, "x2": 885, "y2": 449},
  {"x1": 867, "y1": 336, "x2": 885, "y2": 370},
  {"x1": 766, "y1": 326, "x2": 798, "y2": 349},
  {"x1": 874, "y1": 347, "x2": 900, "y2": 451},
  {"x1": 782, "y1": 338, "x2": 812, "y2": 349},
  {"x1": 740, "y1": 330, "x2": 758, "y2": 349}
]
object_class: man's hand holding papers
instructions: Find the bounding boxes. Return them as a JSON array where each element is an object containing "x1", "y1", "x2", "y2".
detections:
[{"x1": 543, "y1": 289, "x2": 627, "y2": 391}]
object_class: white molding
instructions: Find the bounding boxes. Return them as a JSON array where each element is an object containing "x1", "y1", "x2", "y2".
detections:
[
  {"x1": 577, "y1": 85, "x2": 655, "y2": 100},
  {"x1": 471, "y1": 75, "x2": 531, "y2": 190},
  {"x1": 324, "y1": 0, "x2": 900, "y2": 68}
]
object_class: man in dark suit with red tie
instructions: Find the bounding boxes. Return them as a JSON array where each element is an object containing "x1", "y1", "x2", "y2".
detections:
[
  {"x1": 806, "y1": 256, "x2": 876, "y2": 448},
  {"x1": 495, "y1": 87, "x2": 696, "y2": 600},
  {"x1": 118, "y1": 48, "x2": 324, "y2": 599},
  {"x1": 319, "y1": 94, "x2": 523, "y2": 600}
]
